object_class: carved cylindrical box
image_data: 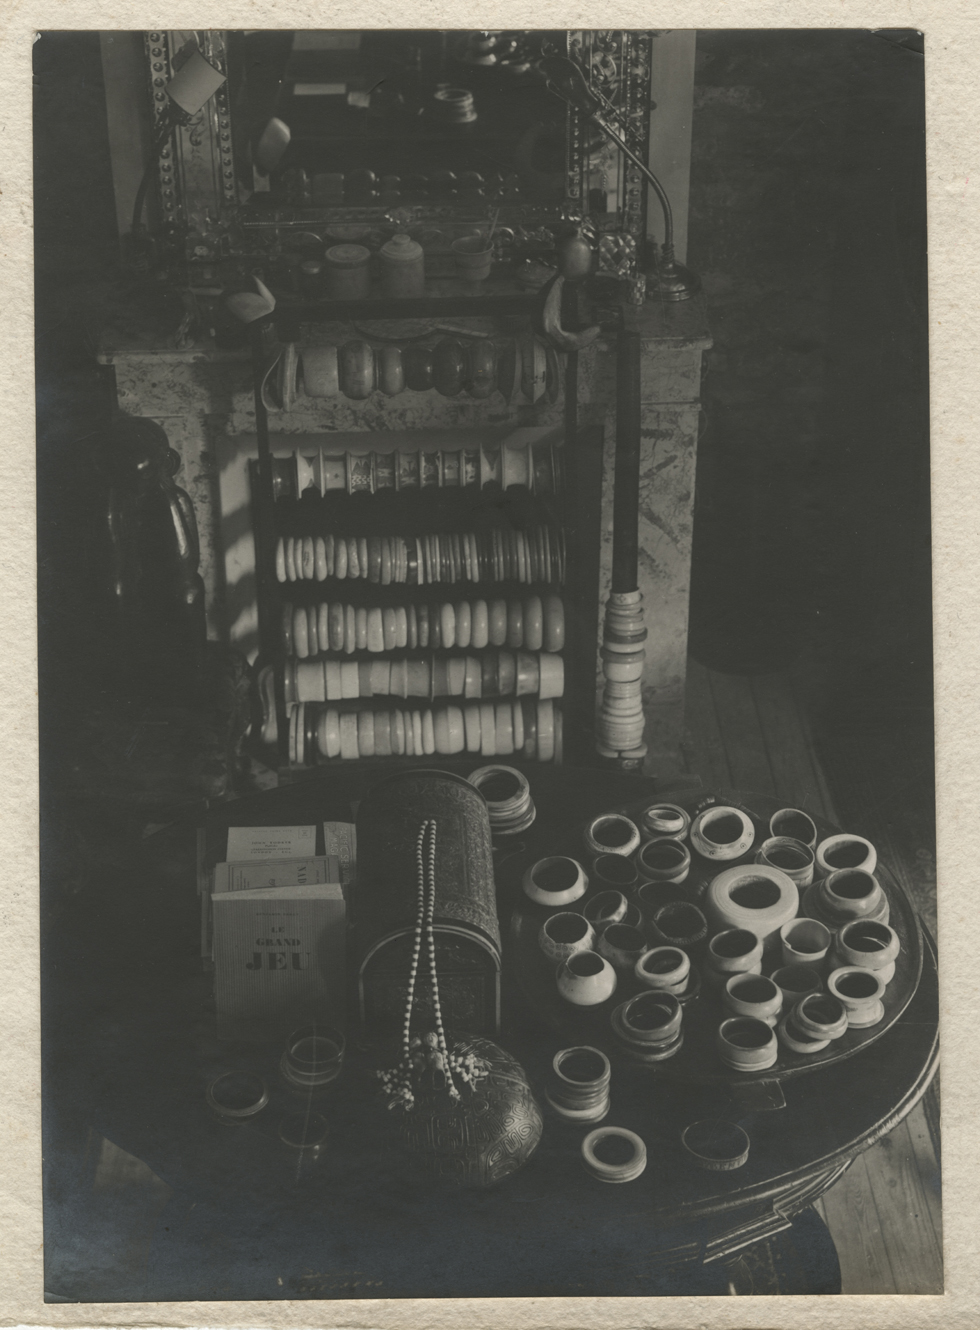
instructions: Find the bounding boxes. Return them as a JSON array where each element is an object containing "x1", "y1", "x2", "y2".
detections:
[{"x1": 355, "y1": 769, "x2": 501, "y2": 1037}]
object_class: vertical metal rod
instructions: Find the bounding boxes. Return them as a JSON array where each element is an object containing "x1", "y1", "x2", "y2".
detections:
[{"x1": 612, "y1": 327, "x2": 642, "y2": 592}]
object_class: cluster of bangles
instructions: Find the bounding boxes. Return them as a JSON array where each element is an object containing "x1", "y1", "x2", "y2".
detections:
[
  {"x1": 287, "y1": 696, "x2": 562, "y2": 763},
  {"x1": 285, "y1": 650, "x2": 565, "y2": 704},
  {"x1": 275, "y1": 525, "x2": 565, "y2": 587},
  {"x1": 281, "y1": 594, "x2": 565, "y2": 657}
]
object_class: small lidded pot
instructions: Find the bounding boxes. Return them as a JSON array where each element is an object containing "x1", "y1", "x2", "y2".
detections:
[
  {"x1": 636, "y1": 837, "x2": 691, "y2": 885},
  {"x1": 690, "y1": 806, "x2": 756, "y2": 862},
  {"x1": 538, "y1": 911, "x2": 595, "y2": 964},
  {"x1": 806, "y1": 867, "x2": 889, "y2": 928},
  {"x1": 379, "y1": 232, "x2": 425, "y2": 297},
  {"x1": 815, "y1": 833, "x2": 877, "y2": 878},
  {"x1": 634, "y1": 946, "x2": 691, "y2": 993},
  {"x1": 584, "y1": 813, "x2": 642, "y2": 860},
  {"x1": 556, "y1": 950, "x2": 618, "y2": 1006},
  {"x1": 597, "y1": 922, "x2": 650, "y2": 972},
  {"x1": 827, "y1": 965, "x2": 887, "y2": 1027},
  {"x1": 323, "y1": 242, "x2": 371, "y2": 299},
  {"x1": 716, "y1": 1016, "x2": 778, "y2": 1071},
  {"x1": 582, "y1": 889, "x2": 629, "y2": 932},
  {"x1": 755, "y1": 836, "x2": 815, "y2": 888},
  {"x1": 723, "y1": 973, "x2": 783, "y2": 1027},
  {"x1": 779, "y1": 918, "x2": 832, "y2": 971},
  {"x1": 523, "y1": 855, "x2": 587, "y2": 908},
  {"x1": 833, "y1": 918, "x2": 900, "y2": 985}
]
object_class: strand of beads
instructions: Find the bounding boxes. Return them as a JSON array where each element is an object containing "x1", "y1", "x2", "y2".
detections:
[
  {"x1": 596, "y1": 590, "x2": 648, "y2": 762},
  {"x1": 422, "y1": 820, "x2": 459, "y2": 1100}
]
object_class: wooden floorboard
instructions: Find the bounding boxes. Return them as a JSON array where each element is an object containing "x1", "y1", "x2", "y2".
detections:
[{"x1": 682, "y1": 657, "x2": 942, "y2": 1295}]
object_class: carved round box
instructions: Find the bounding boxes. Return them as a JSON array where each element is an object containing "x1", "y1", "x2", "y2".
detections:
[{"x1": 396, "y1": 1036, "x2": 543, "y2": 1187}]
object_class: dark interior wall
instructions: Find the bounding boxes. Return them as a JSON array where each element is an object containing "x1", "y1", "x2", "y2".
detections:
[{"x1": 687, "y1": 30, "x2": 931, "y2": 731}]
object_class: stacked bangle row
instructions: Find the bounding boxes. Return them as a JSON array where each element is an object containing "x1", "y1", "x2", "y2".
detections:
[
  {"x1": 287, "y1": 649, "x2": 564, "y2": 703},
  {"x1": 274, "y1": 526, "x2": 566, "y2": 586},
  {"x1": 288, "y1": 697, "x2": 562, "y2": 763},
  {"x1": 271, "y1": 438, "x2": 560, "y2": 499},
  {"x1": 282, "y1": 594, "x2": 565, "y2": 656}
]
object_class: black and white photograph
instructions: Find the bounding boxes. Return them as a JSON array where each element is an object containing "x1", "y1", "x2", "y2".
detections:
[{"x1": 32, "y1": 22, "x2": 946, "y2": 1309}]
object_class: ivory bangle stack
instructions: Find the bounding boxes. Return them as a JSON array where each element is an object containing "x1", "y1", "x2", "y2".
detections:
[
  {"x1": 275, "y1": 526, "x2": 566, "y2": 587},
  {"x1": 596, "y1": 590, "x2": 648, "y2": 759},
  {"x1": 286, "y1": 650, "x2": 565, "y2": 703},
  {"x1": 271, "y1": 438, "x2": 560, "y2": 498},
  {"x1": 287, "y1": 697, "x2": 562, "y2": 763}
]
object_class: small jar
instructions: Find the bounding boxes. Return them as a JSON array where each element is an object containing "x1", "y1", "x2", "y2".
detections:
[
  {"x1": 827, "y1": 965, "x2": 887, "y2": 1027},
  {"x1": 723, "y1": 973, "x2": 783, "y2": 1027},
  {"x1": 779, "y1": 917, "x2": 832, "y2": 971},
  {"x1": 538, "y1": 911, "x2": 594, "y2": 964},
  {"x1": 380, "y1": 232, "x2": 425, "y2": 297},
  {"x1": 324, "y1": 243, "x2": 371, "y2": 299},
  {"x1": 556, "y1": 950, "x2": 618, "y2": 1006}
]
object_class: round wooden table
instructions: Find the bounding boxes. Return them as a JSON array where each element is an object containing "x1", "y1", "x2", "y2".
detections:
[{"x1": 48, "y1": 763, "x2": 938, "y2": 1300}]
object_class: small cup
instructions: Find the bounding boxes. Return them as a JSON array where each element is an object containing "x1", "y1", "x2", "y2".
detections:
[
  {"x1": 723, "y1": 973, "x2": 783, "y2": 1027},
  {"x1": 636, "y1": 838, "x2": 691, "y2": 884},
  {"x1": 523, "y1": 855, "x2": 588, "y2": 907},
  {"x1": 556, "y1": 950, "x2": 618, "y2": 1006},
  {"x1": 716, "y1": 1016, "x2": 778, "y2": 1071},
  {"x1": 827, "y1": 965, "x2": 887, "y2": 1027},
  {"x1": 770, "y1": 963, "x2": 823, "y2": 1006},
  {"x1": 597, "y1": 923, "x2": 650, "y2": 972},
  {"x1": 770, "y1": 807, "x2": 818, "y2": 849},
  {"x1": 539, "y1": 911, "x2": 595, "y2": 964},
  {"x1": 582, "y1": 889, "x2": 629, "y2": 931},
  {"x1": 634, "y1": 946, "x2": 691, "y2": 992},
  {"x1": 779, "y1": 918, "x2": 832, "y2": 971},
  {"x1": 451, "y1": 233, "x2": 494, "y2": 281}
]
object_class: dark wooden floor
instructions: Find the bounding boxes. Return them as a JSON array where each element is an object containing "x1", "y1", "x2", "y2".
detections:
[{"x1": 681, "y1": 658, "x2": 943, "y2": 1294}]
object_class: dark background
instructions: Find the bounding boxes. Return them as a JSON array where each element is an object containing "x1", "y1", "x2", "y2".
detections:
[{"x1": 34, "y1": 26, "x2": 933, "y2": 901}]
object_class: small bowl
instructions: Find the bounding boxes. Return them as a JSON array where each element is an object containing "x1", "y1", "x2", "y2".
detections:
[
  {"x1": 539, "y1": 911, "x2": 595, "y2": 964},
  {"x1": 556, "y1": 950, "x2": 618, "y2": 1006},
  {"x1": 523, "y1": 855, "x2": 588, "y2": 907}
]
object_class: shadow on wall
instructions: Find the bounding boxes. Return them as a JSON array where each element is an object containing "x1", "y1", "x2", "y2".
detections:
[{"x1": 686, "y1": 29, "x2": 930, "y2": 726}]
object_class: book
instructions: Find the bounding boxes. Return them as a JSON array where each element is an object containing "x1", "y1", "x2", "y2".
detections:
[
  {"x1": 213, "y1": 855, "x2": 339, "y2": 894},
  {"x1": 323, "y1": 821, "x2": 357, "y2": 889},
  {"x1": 212, "y1": 882, "x2": 346, "y2": 1043},
  {"x1": 225, "y1": 824, "x2": 317, "y2": 861}
]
